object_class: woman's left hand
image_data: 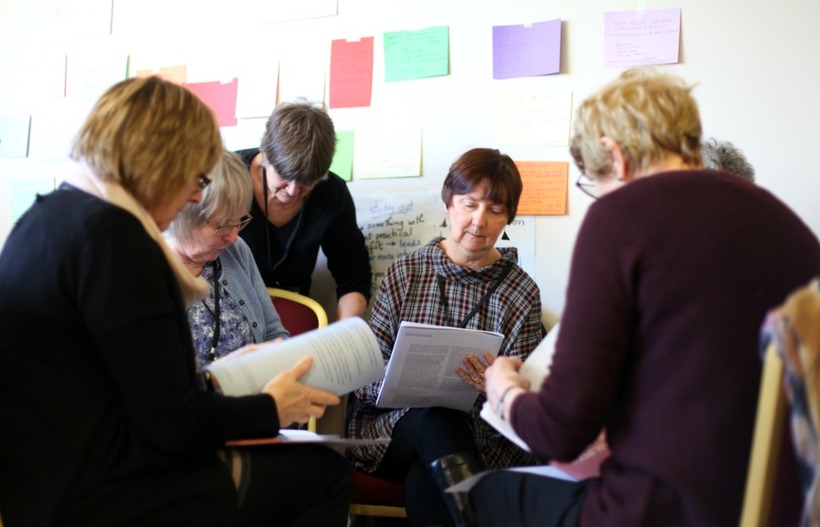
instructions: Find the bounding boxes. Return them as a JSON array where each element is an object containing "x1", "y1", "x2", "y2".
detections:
[{"x1": 455, "y1": 351, "x2": 495, "y2": 393}]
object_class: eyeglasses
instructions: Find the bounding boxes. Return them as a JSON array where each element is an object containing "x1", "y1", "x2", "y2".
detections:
[
  {"x1": 575, "y1": 174, "x2": 599, "y2": 199},
  {"x1": 197, "y1": 174, "x2": 212, "y2": 191},
  {"x1": 207, "y1": 215, "x2": 253, "y2": 235}
]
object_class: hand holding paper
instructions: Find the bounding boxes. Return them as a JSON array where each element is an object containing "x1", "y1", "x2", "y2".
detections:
[
  {"x1": 262, "y1": 355, "x2": 340, "y2": 427},
  {"x1": 205, "y1": 317, "x2": 385, "y2": 397}
]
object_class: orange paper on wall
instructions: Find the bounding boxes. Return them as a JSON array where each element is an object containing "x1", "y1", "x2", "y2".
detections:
[{"x1": 515, "y1": 161, "x2": 568, "y2": 215}]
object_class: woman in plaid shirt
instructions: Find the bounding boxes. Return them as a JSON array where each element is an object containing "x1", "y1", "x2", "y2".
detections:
[{"x1": 347, "y1": 148, "x2": 544, "y2": 527}]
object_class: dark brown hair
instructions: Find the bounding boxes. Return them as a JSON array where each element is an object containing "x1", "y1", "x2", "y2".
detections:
[{"x1": 441, "y1": 148, "x2": 523, "y2": 224}]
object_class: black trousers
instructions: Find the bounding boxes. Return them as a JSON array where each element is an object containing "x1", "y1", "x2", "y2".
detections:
[
  {"x1": 465, "y1": 471, "x2": 590, "y2": 527},
  {"x1": 47, "y1": 444, "x2": 350, "y2": 527},
  {"x1": 375, "y1": 407, "x2": 482, "y2": 526},
  {"x1": 233, "y1": 443, "x2": 352, "y2": 527}
]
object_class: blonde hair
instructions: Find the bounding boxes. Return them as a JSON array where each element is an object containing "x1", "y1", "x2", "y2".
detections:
[
  {"x1": 570, "y1": 68, "x2": 702, "y2": 179},
  {"x1": 168, "y1": 149, "x2": 252, "y2": 242},
  {"x1": 71, "y1": 76, "x2": 222, "y2": 210}
]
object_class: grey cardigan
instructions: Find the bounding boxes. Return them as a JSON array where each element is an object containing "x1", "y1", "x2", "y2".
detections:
[{"x1": 219, "y1": 238, "x2": 290, "y2": 343}]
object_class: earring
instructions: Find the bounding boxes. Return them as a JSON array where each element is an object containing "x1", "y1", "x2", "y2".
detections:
[
  {"x1": 440, "y1": 216, "x2": 448, "y2": 228},
  {"x1": 501, "y1": 230, "x2": 510, "y2": 241}
]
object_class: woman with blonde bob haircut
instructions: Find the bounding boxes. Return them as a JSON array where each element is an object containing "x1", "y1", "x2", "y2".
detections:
[
  {"x1": 0, "y1": 76, "x2": 350, "y2": 527},
  {"x1": 71, "y1": 75, "x2": 222, "y2": 218},
  {"x1": 570, "y1": 70, "x2": 701, "y2": 196},
  {"x1": 466, "y1": 68, "x2": 820, "y2": 527}
]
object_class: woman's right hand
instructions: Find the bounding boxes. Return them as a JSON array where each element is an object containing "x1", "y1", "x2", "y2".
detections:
[{"x1": 261, "y1": 355, "x2": 340, "y2": 427}]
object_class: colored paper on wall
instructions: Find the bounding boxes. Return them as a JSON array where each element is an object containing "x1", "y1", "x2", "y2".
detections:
[
  {"x1": 354, "y1": 124, "x2": 421, "y2": 179},
  {"x1": 136, "y1": 65, "x2": 187, "y2": 84},
  {"x1": 604, "y1": 8, "x2": 681, "y2": 68},
  {"x1": 498, "y1": 90, "x2": 573, "y2": 146},
  {"x1": 515, "y1": 161, "x2": 568, "y2": 215},
  {"x1": 329, "y1": 131, "x2": 354, "y2": 182},
  {"x1": 384, "y1": 26, "x2": 449, "y2": 82},
  {"x1": 329, "y1": 37, "x2": 374, "y2": 109},
  {"x1": 0, "y1": 116, "x2": 32, "y2": 158},
  {"x1": 493, "y1": 19, "x2": 562, "y2": 79},
  {"x1": 185, "y1": 79, "x2": 239, "y2": 127}
]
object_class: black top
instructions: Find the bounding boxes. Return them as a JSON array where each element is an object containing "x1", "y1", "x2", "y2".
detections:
[
  {"x1": 0, "y1": 187, "x2": 279, "y2": 525},
  {"x1": 236, "y1": 148, "x2": 372, "y2": 301}
]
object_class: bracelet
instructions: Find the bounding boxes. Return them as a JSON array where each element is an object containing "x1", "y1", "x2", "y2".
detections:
[{"x1": 495, "y1": 385, "x2": 520, "y2": 420}]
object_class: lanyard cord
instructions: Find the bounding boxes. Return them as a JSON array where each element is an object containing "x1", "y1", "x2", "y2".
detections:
[
  {"x1": 202, "y1": 258, "x2": 222, "y2": 363},
  {"x1": 262, "y1": 166, "x2": 304, "y2": 282},
  {"x1": 436, "y1": 262, "x2": 513, "y2": 328}
]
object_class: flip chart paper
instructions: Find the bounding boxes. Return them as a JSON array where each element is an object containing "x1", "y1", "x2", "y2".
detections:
[
  {"x1": 498, "y1": 90, "x2": 573, "y2": 146},
  {"x1": 353, "y1": 124, "x2": 421, "y2": 179},
  {"x1": 56, "y1": 0, "x2": 112, "y2": 39},
  {"x1": 235, "y1": 59, "x2": 278, "y2": 119}
]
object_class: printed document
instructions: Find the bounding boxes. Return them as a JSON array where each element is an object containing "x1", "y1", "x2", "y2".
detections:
[
  {"x1": 205, "y1": 317, "x2": 384, "y2": 397},
  {"x1": 376, "y1": 322, "x2": 504, "y2": 412}
]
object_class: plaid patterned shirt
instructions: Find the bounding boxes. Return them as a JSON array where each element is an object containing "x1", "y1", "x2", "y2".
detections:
[{"x1": 348, "y1": 237, "x2": 543, "y2": 472}]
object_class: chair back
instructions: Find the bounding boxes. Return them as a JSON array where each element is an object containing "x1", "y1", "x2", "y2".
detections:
[
  {"x1": 744, "y1": 278, "x2": 820, "y2": 527},
  {"x1": 739, "y1": 343, "x2": 787, "y2": 527},
  {"x1": 267, "y1": 287, "x2": 328, "y2": 336}
]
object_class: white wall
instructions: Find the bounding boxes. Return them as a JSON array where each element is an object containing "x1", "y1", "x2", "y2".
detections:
[{"x1": 2, "y1": 0, "x2": 819, "y2": 322}]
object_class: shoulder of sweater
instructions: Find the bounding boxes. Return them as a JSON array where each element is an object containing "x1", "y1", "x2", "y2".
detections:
[{"x1": 221, "y1": 239, "x2": 256, "y2": 270}]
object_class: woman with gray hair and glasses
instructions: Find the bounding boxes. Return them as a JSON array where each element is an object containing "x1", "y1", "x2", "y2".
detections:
[{"x1": 166, "y1": 149, "x2": 290, "y2": 365}]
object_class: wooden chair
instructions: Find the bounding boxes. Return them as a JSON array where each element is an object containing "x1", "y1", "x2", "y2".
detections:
[
  {"x1": 349, "y1": 469, "x2": 408, "y2": 523},
  {"x1": 267, "y1": 288, "x2": 407, "y2": 522},
  {"x1": 739, "y1": 343, "x2": 788, "y2": 527},
  {"x1": 267, "y1": 287, "x2": 328, "y2": 433},
  {"x1": 744, "y1": 278, "x2": 820, "y2": 527},
  {"x1": 267, "y1": 287, "x2": 328, "y2": 336}
]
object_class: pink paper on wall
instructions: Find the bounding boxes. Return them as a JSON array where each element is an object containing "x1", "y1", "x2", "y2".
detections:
[
  {"x1": 184, "y1": 79, "x2": 239, "y2": 127},
  {"x1": 604, "y1": 8, "x2": 681, "y2": 68},
  {"x1": 329, "y1": 37, "x2": 374, "y2": 109}
]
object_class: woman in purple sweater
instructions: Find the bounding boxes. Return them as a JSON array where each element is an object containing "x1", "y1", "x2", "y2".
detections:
[{"x1": 467, "y1": 69, "x2": 820, "y2": 527}]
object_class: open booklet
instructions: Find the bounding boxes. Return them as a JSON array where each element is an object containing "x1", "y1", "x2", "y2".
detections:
[
  {"x1": 376, "y1": 322, "x2": 504, "y2": 412},
  {"x1": 204, "y1": 317, "x2": 385, "y2": 397}
]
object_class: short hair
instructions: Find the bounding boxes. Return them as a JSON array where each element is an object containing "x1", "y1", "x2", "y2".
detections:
[
  {"x1": 701, "y1": 137, "x2": 756, "y2": 183},
  {"x1": 71, "y1": 76, "x2": 222, "y2": 211},
  {"x1": 441, "y1": 148, "x2": 523, "y2": 225},
  {"x1": 260, "y1": 98, "x2": 336, "y2": 187},
  {"x1": 569, "y1": 68, "x2": 702, "y2": 180},
  {"x1": 168, "y1": 149, "x2": 252, "y2": 242}
]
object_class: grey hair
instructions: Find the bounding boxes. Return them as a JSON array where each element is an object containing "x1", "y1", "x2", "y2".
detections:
[
  {"x1": 167, "y1": 149, "x2": 252, "y2": 241},
  {"x1": 701, "y1": 137, "x2": 756, "y2": 183}
]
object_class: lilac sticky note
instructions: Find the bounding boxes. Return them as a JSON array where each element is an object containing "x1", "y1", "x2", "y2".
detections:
[
  {"x1": 493, "y1": 19, "x2": 562, "y2": 80},
  {"x1": 604, "y1": 8, "x2": 681, "y2": 68}
]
